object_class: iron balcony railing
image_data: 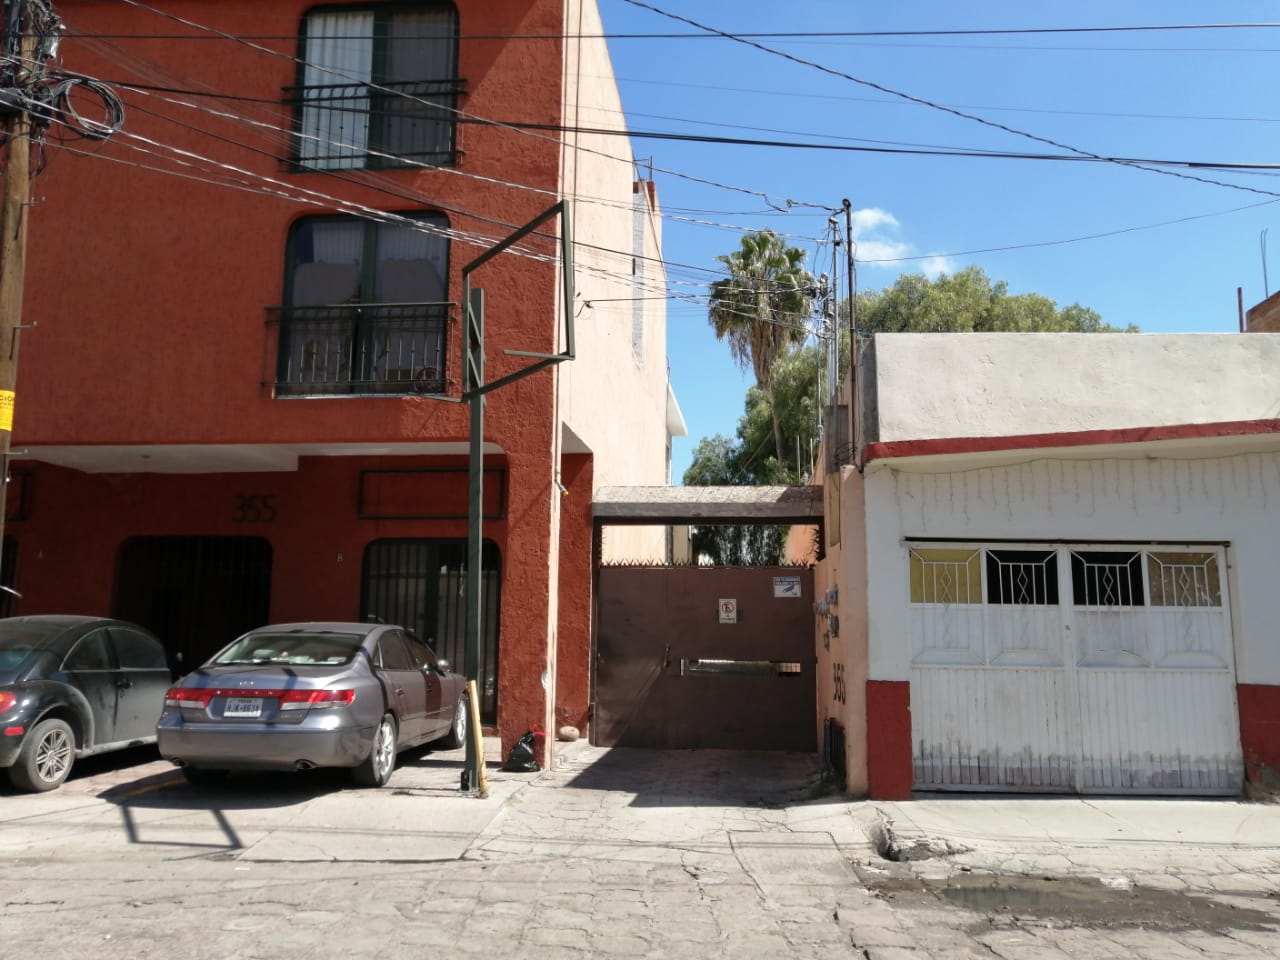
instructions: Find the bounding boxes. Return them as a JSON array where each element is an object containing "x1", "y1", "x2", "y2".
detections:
[
  {"x1": 285, "y1": 78, "x2": 463, "y2": 169},
  {"x1": 268, "y1": 301, "x2": 453, "y2": 397}
]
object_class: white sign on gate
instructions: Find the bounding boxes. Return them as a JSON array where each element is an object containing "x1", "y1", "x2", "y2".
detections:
[
  {"x1": 773, "y1": 575, "x2": 802, "y2": 598},
  {"x1": 718, "y1": 598, "x2": 738, "y2": 624}
]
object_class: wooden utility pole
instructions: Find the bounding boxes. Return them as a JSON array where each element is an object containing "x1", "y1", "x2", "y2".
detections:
[{"x1": 0, "y1": 8, "x2": 35, "y2": 582}]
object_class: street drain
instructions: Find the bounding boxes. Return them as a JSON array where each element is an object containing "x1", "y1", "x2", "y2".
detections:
[{"x1": 870, "y1": 875, "x2": 1279, "y2": 933}]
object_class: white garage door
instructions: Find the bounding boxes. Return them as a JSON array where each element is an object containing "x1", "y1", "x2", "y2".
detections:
[{"x1": 908, "y1": 543, "x2": 1242, "y2": 795}]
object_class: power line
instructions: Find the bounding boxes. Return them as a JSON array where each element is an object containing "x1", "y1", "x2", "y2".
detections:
[
  {"x1": 608, "y1": 74, "x2": 1280, "y2": 126},
  {"x1": 51, "y1": 6, "x2": 1280, "y2": 318},
  {"x1": 618, "y1": 0, "x2": 1280, "y2": 200},
  {"x1": 50, "y1": 22, "x2": 1280, "y2": 40},
  {"x1": 75, "y1": 73, "x2": 1280, "y2": 180},
  {"x1": 96, "y1": 5, "x2": 836, "y2": 214}
]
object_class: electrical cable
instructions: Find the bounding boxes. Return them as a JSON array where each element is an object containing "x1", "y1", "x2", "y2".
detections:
[
  {"x1": 102, "y1": 3, "x2": 838, "y2": 215},
  {"x1": 54, "y1": 22, "x2": 1280, "y2": 41},
  {"x1": 618, "y1": 0, "x2": 1280, "y2": 200}
]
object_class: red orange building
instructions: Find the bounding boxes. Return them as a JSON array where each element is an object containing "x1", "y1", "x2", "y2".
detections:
[{"x1": 11, "y1": 0, "x2": 681, "y2": 760}]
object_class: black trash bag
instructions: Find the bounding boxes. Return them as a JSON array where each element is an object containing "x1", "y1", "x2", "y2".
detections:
[{"x1": 503, "y1": 729, "x2": 541, "y2": 773}]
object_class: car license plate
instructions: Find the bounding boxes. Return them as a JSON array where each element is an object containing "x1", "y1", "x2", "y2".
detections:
[{"x1": 224, "y1": 697, "x2": 263, "y2": 718}]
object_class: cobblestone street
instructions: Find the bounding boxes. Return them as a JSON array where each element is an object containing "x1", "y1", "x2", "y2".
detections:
[{"x1": 2, "y1": 745, "x2": 1278, "y2": 958}]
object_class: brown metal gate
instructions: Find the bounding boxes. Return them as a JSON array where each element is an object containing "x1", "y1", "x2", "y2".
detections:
[{"x1": 594, "y1": 566, "x2": 815, "y2": 751}]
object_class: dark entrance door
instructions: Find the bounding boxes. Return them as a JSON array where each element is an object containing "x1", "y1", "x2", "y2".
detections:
[
  {"x1": 113, "y1": 536, "x2": 272, "y2": 672},
  {"x1": 360, "y1": 538, "x2": 501, "y2": 724},
  {"x1": 594, "y1": 566, "x2": 816, "y2": 752}
]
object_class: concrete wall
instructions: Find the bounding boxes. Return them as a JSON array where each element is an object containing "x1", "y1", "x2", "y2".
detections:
[
  {"x1": 811, "y1": 467, "x2": 870, "y2": 794},
  {"x1": 866, "y1": 334, "x2": 1280, "y2": 444}
]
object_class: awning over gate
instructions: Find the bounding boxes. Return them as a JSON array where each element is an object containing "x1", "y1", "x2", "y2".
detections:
[{"x1": 593, "y1": 485, "x2": 823, "y2": 524}]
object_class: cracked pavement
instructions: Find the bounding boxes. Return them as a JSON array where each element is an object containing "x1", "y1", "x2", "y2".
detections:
[{"x1": 1, "y1": 744, "x2": 1278, "y2": 958}]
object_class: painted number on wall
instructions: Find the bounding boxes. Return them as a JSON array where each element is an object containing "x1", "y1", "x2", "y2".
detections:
[
  {"x1": 232, "y1": 494, "x2": 277, "y2": 523},
  {"x1": 833, "y1": 662, "x2": 846, "y2": 704}
]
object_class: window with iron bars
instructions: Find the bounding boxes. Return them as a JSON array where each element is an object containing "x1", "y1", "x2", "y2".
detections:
[
  {"x1": 273, "y1": 213, "x2": 452, "y2": 397},
  {"x1": 289, "y1": 4, "x2": 460, "y2": 170}
]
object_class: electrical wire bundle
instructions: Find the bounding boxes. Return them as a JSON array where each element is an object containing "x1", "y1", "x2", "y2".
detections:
[{"x1": 1, "y1": 0, "x2": 124, "y2": 143}]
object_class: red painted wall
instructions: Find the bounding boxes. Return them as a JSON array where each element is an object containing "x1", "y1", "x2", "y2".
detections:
[
  {"x1": 1238, "y1": 683, "x2": 1280, "y2": 784},
  {"x1": 22, "y1": 1, "x2": 566, "y2": 450},
  {"x1": 13, "y1": 1, "x2": 577, "y2": 760},
  {"x1": 9, "y1": 458, "x2": 504, "y2": 621},
  {"x1": 866, "y1": 680, "x2": 913, "y2": 800},
  {"x1": 555, "y1": 453, "x2": 593, "y2": 735}
]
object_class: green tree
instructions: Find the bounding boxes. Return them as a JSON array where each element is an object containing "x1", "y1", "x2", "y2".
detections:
[
  {"x1": 682, "y1": 432, "x2": 790, "y2": 566},
  {"x1": 708, "y1": 230, "x2": 816, "y2": 461},
  {"x1": 852, "y1": 266, "x2": 1136, "y2": 334}
]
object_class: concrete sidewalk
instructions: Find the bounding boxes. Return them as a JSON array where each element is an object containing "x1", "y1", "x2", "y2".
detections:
[
  {"x1": 854, "y1": 795, "x2": 1280, "y2": 892},
  {"x1": 0, "y1": 736, "x2": 566, "y2": 864}
]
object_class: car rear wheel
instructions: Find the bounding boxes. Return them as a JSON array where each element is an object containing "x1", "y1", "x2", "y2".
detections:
[
  {"x1": 438, "y1": 694, "x2": 468, "y2": 750},
  {"x1": 10, "y1": 718, "x2": 75, "y2": 792},
  {"x1": 181, "y1": 766, "x2": 229, "y2": 787},
  {"x1": 352, "y1": 713, "x2": 397, "y2": 787}
]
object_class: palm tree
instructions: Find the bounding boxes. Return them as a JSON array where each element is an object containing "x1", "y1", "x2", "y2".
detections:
[{"x1": 707, "y1": 230, "x2": 815, "y2": 463}]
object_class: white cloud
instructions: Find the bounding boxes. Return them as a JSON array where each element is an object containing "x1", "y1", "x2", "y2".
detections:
[
  {"x1": 849, "y1": 206, "x2": 954, "y2": 277},
  {"x1": 853, "y1": 239, "x2": 912, "y2": 262},
  {"x1": 919, "y1": 255, "x2": 955, "y2": 279},
  {"x1": 851, "y1": 207, "x2": 899, "y2": 237}
]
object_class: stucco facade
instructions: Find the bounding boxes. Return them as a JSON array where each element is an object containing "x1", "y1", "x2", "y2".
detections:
[
  {"x1": 10, "y1": 0, "x2": 677, "y2": 762},
  {"x1": 819, "y1": 333, "x2": 1280, "y2": 797}
]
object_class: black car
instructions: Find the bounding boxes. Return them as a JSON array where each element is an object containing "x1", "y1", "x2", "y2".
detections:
[{"x1": 0, "y1": 615, "x2": 172, "y2": 792}]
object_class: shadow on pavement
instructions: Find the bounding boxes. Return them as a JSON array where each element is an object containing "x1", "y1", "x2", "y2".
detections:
[{"x1": 561, "y1": 747, "x2": 832, "y2": 808}]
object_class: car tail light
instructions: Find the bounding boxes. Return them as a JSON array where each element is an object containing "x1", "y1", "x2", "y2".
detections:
[
  {"x1": 0, "y1": 691, "x2": 15, "y2": 714},
  {"x1": 165, "y1": 687, "x2": 214, "y2": 709},
  {"x1": 163, "y1": 687, "x2": 355, "y2": 711},
  {"x1": 279, "y1": 689, "x2": 356, "y2": 711}
]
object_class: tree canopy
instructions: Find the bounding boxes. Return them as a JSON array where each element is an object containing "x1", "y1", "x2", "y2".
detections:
[
  {"x1": 707, "y1": 230, "x2": 816, "y2": 460},
  {"x1": 853, "y1": 266, "x2": 1136, "y2": 334}
]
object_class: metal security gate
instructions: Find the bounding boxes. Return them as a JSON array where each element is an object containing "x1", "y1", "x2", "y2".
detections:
[
  {"x1": 361, "y1": 538, "x2": 501, "y2": 723},
  {"x1": 908, "y1": 543, "x2": 1242, "y2": 795},
  {"x1": 114, "y1": 536, "x2": 272, "y2": 672},
  {"x1": 595, "y1": 565, "x2": 815, "y2": 751}
]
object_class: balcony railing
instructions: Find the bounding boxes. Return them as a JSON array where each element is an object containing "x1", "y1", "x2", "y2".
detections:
[
  {"x1": 268, "y1": 302, "x2": 452, "y2": 397},
  {"x1": 285, "y1": 78, "x2": 463, "y2": 169}
]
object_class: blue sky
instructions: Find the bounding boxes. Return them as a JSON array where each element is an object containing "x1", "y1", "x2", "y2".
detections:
[{"x1": 594, "y1": 1, "x2": 1280, "y2": 482}]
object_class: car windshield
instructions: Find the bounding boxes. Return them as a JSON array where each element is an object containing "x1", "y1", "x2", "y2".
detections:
[
  {"x1": 0, "y1": 621, "x2": 63, "y2": 676},
  {"x1": 210, "y1": 630, "x2": 365, "y2": 667}
]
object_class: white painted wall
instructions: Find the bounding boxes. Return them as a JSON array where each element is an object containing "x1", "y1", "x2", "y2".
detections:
[
  {"x1": 862, "y1": 449, "x2": 1280, "y2": 685},
  {"x1": 870, "y1": 334, "x2": 1280, "y2": 443},
  {"x1": 558, "y1": 0, "x2": 675, "y2": 560}
]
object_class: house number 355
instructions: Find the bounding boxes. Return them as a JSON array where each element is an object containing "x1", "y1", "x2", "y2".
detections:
[{"x1": 231, "y1": 494, "x2": 277, "y2": 523}]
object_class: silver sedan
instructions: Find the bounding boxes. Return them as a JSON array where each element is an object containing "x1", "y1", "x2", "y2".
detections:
[{"x1": 157, "y1": 622, "x2": 468, "y2": 787}]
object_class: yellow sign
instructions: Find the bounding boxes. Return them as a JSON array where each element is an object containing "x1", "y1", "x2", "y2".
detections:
[{"x1": 0, "y1": 391, "x2": 13, "y2": 433}]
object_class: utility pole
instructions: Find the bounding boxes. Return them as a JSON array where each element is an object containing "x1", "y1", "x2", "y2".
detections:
[
  {"x1": 0, "y1": 2, "x2": 36, "y2": 587},
  {"x1": 843, "y1": 198, "x2": 856, "y2": 458}
]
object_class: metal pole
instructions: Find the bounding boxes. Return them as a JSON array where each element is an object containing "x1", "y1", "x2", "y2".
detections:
[
  {"x1": 462, "y1": 286, "x2": 488, "y2": 797},
  {"x1": 843, "y1": 199, "x2": 856, "y2": 456}
]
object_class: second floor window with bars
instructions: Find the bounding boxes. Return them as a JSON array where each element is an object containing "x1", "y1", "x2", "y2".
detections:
[
  {"x1": 273, "y1": 213, "x2": 451, "y2": 396},
  {"x1": 292, "y1": 4, "x2": 460, "y2": 170}
]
